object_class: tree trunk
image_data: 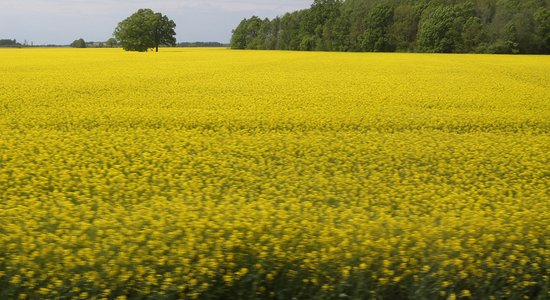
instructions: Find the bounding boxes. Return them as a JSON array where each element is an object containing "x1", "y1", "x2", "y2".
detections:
[{"x1": 156, "y1": 44, "x2": 159, "y2": 52}]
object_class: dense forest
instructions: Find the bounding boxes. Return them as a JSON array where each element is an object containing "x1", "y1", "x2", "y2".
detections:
[
  {"x1": 0, "y1": 39, "x2": 22, "y2": 47},
  {"x1": 230, "y1": 0, "x2": 550, "y2": 54}
]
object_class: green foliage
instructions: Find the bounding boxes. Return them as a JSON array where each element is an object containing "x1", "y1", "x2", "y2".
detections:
[
  {"x1": 0, "y1": 39, "x2": 21, "y2": 47},
  {"x1": 105, "y1": 38, "x2": 118, "y2": 48},
  {"x1": 278, "y1": 12, "x2": 303, "y2": 50},
  {"x1": 534, "y1": 8, "x2": 550, "y2": 52},
  {"x1": 416, "y1": 3, "x2": 474, "y2": 53},
  {"x1": 360, "y1": 3, "x2": 394, "y2": 52},
  {"x1": 390, "y1": 4, "x2": 422, "y2": 52},
  {"x1": 230, "y1": 16, "x2": 273, "y2": 50},
  {"x1": 309, "y1": 0, "x2": 343, "y2": 50},
  {"x1": 113, "y1": 9, "x2": 176, "y2": 52},
  {"x1": 230, "y1": 19, "x2": 248, "y2": 49},
  {"x1": 230, "y1": 0, "x2": 550, "y2": 54},
  {"x1": 70, "y1": 38, "x2": 86, "y2": 48},
  {"x1": 462, "y1": 17, "x2": 486, "y2": 53}
]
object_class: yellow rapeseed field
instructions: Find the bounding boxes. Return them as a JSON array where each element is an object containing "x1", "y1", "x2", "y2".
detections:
[{"x1": 0, "y1": 48, "x2": 549, "y2": 299}]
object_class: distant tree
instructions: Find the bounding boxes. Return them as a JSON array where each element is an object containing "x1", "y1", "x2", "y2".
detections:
[
  {"x1": 511, "y1": 8, "x2": 546, "y2": 54},
  {"x1": 308, "y1": 0, "x2": 342, "y2": 51},
  {"x1": 105, "y1": 38, "x2": 118, "y2": 48},
  {"x1": 416, "y1": 3, "x2": 474, "y2": 53},
  {"x1": 230, "y1": 19, "x2": 249, "y2": 49},
  {"x1": 114, "y1": 9, "x2": 176, "y2": 52},
  {"x1": 265, "y1": 17, "x2": 280, "y2": 49},
  {"x1": 475, "y1": 0, "x2": 497, "y2": 23},
  {"x1": 299, "y1": 35, "x2": 316, "y2": 51},
  {"x1": 461, "y1": 17, "x2": 486, "y2": 52},
  {"x1": 0, "y1": 39, "x2": 21, "y2": 47},
  {"x1": 360, "y1": 3, "x2": 394, "y2": 52},
  {"x1": 70, "y1": 38, "x2": 87, "y2": 48},
  {"x1": 229, "y1": 16, "x2": 266, "y2": 50},
  {"x1": 244, "y1": 16, "x2": 264, "y2": 49},
  {"x1": 177, "y1": 42, "x2": 228, "y2": 47},
  {"x1": 277, "y1": 12, "x2": 303, "y2": 50},
  {"x1": 534, "y1": 8, "x2": 550, "y2": 53},
  {"x1": 503, "y1": 22, "x2": 520, "y2": 53},
  {"x1": 332, "y1": 13, "x2": 351, "y2": 51},
  {"x1": 390, "y1": 4, "x2": 423, "y2": 52},
  {"x1": 231, "y1": 16, "x2": 285, "y2": 50}
]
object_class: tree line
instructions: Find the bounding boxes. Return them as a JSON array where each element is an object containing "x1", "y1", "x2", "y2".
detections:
[
  {"x1": 177, "y1": 42, "x2": 228, "y2": 47},
  {"x1": 0, "y1": 39, "x2": 21, "y2": 47},
  {"x1": 230, "y1": 0, "x2": 550, "y2": 54},
  {"x1": 70, "y1": 38, "x2": 118, "y2": 48}
]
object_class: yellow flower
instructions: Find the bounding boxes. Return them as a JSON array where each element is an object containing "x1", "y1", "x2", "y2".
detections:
[
  {"x1": 0, "y1": 48, "x2": 547, "y2": 299},
  {"x1": 460, "y1": 290, "x2": 472, "y2": 298}
]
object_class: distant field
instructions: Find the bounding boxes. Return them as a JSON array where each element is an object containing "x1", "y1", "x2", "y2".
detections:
[{"x1": 0, "y1": 48, "x2": 548, "y2": 299}]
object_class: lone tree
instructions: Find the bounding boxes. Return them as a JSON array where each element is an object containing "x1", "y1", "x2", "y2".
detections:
[{"x1": 114, "y1": 9, "x2": 176, "y2": 52}]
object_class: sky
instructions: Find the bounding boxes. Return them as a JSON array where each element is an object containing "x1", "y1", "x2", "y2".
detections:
[{"x1": 0, "y1": 0, "x2": 312, "y2": 45}]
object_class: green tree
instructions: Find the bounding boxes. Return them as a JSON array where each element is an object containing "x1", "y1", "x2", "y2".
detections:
[
  {"x1": 475, "y1": 0, "x2": 497, "y2": 23},
  {"x1": 277, "y1": 12, "x2": 303, "y2": 50},
  {"x1": 309, "y1": 0, "x2": 342, "y2": 50},
  {"x1": 390, "y1": 4, "x2": 423, "y2": 52},
  {"x1": 360, "y1": 3, "x2": 394, "y2": 52},
  {"x1": 534, "y1": 8, "x2": 550, "y2": 53},
  {"x1": 70, "y1": 38, "x2": 86, "y2": 48},
  {"x1": 114, "y1": 9, "x2": 176, "y2": 52},
  {"x1": 105, "y1": 38, "x2": 118, "y2": 48},
  {"x1": 230, "y1": 17, "x2": 272, "y2": 50},
  {"x1": 343, "y1": 0, "x2": 370, "y2": 51},
  {"x1": 461, "y1": 17, "x2": 486, "y2": 52},
  {"x1": 265, "y1": 18, "x2": 280, "y2": 50},
  {"x1": 416, "y1": 3, "x2": 474, "y2": 53},
  {"x1": 0, "y1": 39, "x2": 20, "y2": 46},
  {"x1": 230, "y1": 18, "x2": 248, "y2": 49},
  {"x1": 332, "y1": 13, "x2": 351, "y2": 51},
  {"x1": 299, "y1": 35, "x2": 316, "y2": 50},
  {"x1": 245, "y1": 16, "x2": 265, "y2": 49}
]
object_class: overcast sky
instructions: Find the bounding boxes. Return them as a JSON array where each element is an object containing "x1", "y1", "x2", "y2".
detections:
[{"x1": 0, "y1": 0, "x2": 312, "y2": 45}]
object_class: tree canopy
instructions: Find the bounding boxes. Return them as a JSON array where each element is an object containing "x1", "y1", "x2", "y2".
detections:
[
  {"x1": 105, "y1": 38, "x2": 118, "y2": 48},
  {"x1": 0, "y1": 39, "x2": 21, "y2": 47},
  {"x1": 114, "y1": 9, "x2": 176, "y2": 52},
  {"x1": 70, "y1": 38, "x2": 86, "y2": 48},
  {"x1": 230, "y1": 0, "x2": 550, "y2": 54}
]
